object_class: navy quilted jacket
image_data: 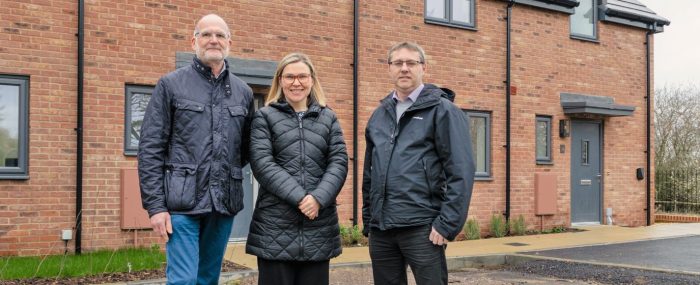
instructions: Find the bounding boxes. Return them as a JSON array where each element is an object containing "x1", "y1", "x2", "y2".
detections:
[
  {"x1": 138, "y1": 57, "x2": 254, "y2": 217},
  {"x1": 245, "y1": 100, "x2": 348, "y2": 261}
]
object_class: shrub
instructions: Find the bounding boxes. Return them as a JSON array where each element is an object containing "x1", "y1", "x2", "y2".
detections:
[
  {"x1": 489, "y1": 214, "x2": 507, "y2": 238},
  {"x1": 510, "y1": 215, "x2": 526, "y2": 236},
  {"x1": 463, "y1": 218, "x2": 481, "y2": 240},
  {"x1": 339, "y1": 224, "x2": 367, "y2": 246}
]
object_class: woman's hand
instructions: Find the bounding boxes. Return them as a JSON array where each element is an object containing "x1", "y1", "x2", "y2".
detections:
[{"x1": 298, "y1": 195, "x2": 320, "y2": 220}]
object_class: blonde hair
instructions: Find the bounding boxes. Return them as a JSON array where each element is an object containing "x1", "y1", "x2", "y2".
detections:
[{"x1": 266, "y1": 53, "x2": 326, "y2": 107}]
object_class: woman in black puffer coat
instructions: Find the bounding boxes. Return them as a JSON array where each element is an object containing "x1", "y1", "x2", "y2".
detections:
[{"x1": 246, "y1": 53, "x2": 348, "y2": 285}]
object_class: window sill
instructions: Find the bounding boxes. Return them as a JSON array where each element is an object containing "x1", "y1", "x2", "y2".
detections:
[
  {"x1": 536, "y1": 161, "x2": 554, "y2": 165},
  {"x1": 425, "y1": 19, "x2": 477, "y2": 31},
  {"x1": 0, "y1": 174, "x2": 29, "y2": 180},
  {"x1": 475, "y1": 176, "x2": 493, "y2": 181},
  {"x1": 570, "y1": 35, "x2": 600, "y2": 44}
]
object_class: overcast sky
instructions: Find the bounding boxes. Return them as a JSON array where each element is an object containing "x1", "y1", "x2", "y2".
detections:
[{"x1": 642, "y1": 0, "x2": 700, "y2": 88}]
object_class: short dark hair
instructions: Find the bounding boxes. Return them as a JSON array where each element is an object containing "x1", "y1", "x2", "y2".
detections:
[{"x1": 387, "y1": 42, "x2": 426, "y2": 63}]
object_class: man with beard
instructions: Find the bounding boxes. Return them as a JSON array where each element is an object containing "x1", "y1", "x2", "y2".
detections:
[{"x1": 138, "y1": 14, "x2": 254, "y2": 284}]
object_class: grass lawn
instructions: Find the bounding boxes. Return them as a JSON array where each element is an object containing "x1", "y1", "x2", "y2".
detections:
[{"x1": 0, "y1": 246, "x2": 165, "y2": 280}]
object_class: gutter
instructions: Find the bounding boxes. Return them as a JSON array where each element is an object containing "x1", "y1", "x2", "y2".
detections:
[
  {"x1": 645, "y1": 23, "x2": 656, "y2": 226},
  {"x1": 75, "y1": 0, "x2": 85, "y2": 254},
  {"x1": 352, "y1": 0, "x2": 359, "y2": 226},
  {"x1": 504, "y1": 0, "x2": 515, "y2": 224}
]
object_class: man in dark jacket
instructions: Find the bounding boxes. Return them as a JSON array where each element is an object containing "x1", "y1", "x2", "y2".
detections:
[
  {"x1": 138, "y1": 14, "x2": 254, "y2": 285},
  {"x1": 362, "y1": 42, "x2": 475, "y2": 285}
]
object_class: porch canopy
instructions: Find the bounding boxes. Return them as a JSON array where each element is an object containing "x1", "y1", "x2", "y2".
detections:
[{"x1": 560, "y1": 93, "x2": 635, "y2": 117}]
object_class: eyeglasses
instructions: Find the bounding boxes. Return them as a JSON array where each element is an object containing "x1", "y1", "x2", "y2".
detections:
[
  {"x1": 194, "y1": 30, "x2": 230, "y2": 41},
  {"x1": 388, "y1": 60, "x2": 424, "y2": 68},
  {"x1": 281, "y1": 73, "x2": 312, "y2": 84}
]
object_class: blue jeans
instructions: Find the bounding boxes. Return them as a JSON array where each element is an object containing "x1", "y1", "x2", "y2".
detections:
[
  {"x1": 166, "y1": 213, "x2": 234, "y2": 285},
  {"x1": 369, "y1": 224, "x2": 447, "y2": 285}
]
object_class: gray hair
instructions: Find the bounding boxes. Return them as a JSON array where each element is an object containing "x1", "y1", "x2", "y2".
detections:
[{"x1": 193, "y1": 14, "x2": 230, "y2": 37}]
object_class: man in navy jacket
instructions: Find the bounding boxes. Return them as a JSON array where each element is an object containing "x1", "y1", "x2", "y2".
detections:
[
  {"x1": 138, "y1": 14, "x2": 253, "y2": 284},
  {"x1": 362, "y1": 41, "x2": 475, "y2": 285}
]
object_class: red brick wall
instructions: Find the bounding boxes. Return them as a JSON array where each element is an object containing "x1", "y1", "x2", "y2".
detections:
[{"x1": 0, "y1": 0, "x2": 654, "y2": 255}]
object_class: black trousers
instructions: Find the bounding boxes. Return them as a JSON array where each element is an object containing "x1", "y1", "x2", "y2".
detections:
[
  {"x1": 257, "y1": 257, "x2": 330, "y2": 285},
  {"x1": 369, "y1": 224, "x2": 448, "y2": 285}
]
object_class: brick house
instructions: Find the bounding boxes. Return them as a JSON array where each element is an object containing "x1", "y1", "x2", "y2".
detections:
[{"x1": 0, "y1": 0, "x2": 668, "y2": 256}]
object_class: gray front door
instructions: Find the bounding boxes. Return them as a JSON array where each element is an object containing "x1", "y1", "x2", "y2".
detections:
[
  {"x1": 570, "y1": 121, "x2": 602, "y2": 224},
  {"x1": 229, "y1": 165, "x2": 255, "y2": 241}
]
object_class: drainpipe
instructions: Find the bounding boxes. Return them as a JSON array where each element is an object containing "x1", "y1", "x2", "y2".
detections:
[
  {"x1": 352, "y1": 0, "x2": 359, "y2": 227},
  {"x1": 645, "y1": 23, "x2": 656, "y2": 226},
  {"x1": 504, "y1": 0, "x2": 515, "y2": 224},
  {"x1": 75, "y1": 0, "x2": 85, "y2": 254}
]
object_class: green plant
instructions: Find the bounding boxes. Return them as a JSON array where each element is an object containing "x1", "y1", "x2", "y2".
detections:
[
  {"x1": 350, "y1": 225, "x2": 364, "y2": 244},
  {"x1": 0, "y1": 247, "x2": 165, "y2": 280},
  {"x1": 550, "y1": 225, "x2": 566, "y2": 233},
  {"x1": 510, "y1": 215, "x2": 526, "y2": 236},
  {"x1": 463, "y1": 218, "x2": 481, "y2": 240},
  {"x1": 339, "y1": 224, "x2": 367, "y2": 246},
  {"x1": 489, "y1": 214, "x2": 507, "y2": 238},
  {"x1": 541, "y1": 225, "x2": 567, "y2": 234}
]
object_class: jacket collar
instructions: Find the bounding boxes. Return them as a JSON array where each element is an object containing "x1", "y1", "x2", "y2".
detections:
[
  {"x1": 192, "y1": 57, "x2": 229, "y2": 79},
  {"x1": 380, "y1": 83, "x2": 445, "y2": 111},
  {"x1": 270, "y1": 98, "x2": 322, "y2": 116}
]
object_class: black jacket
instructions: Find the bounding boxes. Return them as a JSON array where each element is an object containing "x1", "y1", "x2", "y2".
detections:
[
  {"x1": 138, "y1": 58, "x2": 254, "y2": 217},
  {"x1": 362, "y1": 84, "x2": 475, "y2": 240},
  {"x1": 246, "y1": 100, "x2": 348, "y2": 261}
]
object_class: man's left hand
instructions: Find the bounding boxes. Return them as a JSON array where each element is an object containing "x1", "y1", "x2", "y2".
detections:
[{"x1": 429, "y1": 227, "x2": 447, "y2": 246}]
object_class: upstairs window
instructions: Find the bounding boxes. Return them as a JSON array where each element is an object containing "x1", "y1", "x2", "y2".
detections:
[
  {"x1": 570, "y1": 0, "x2": 597, "y2": 39},
  {"x1": 426, "y1": 0, "x2": 475, "y2": 29}
]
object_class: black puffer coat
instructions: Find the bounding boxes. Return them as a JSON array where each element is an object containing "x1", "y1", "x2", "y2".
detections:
[{"x1": 246, "y1": 100, "x2": 348, "y2": 261}]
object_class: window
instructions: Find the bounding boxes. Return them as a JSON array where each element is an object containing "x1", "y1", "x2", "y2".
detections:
[
  {"x1": 536, "y1": 116, "x2": 552, "y2": 163},
  {"x1": 124, "y1": 85, "x2": 153, "y2": 155},
  {"x1": 570, "y1": 0, "x2": 596, "y2": 39},
  {"x1": 426, "y1": 0, "x2": 475, "y2": 29},
  {"x1": 464, "y1": 110, "x2": 490, "y2": 178},
  {"x1": 0, "y1": 75, "x2": 29, "y2": 179}
]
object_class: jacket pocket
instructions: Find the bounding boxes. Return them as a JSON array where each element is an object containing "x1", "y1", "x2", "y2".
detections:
[
  {"x1": 176, "y1": 98, "x2": 205, "y2": 112},
  {"x1": 225, "y1": 167, "x2": 245, "y2": 214},
  {"x1": 227, "y1": 105, "x2": 248, "y2": 117},
  {"x1": 164, "y1": 163, "x2": 198, "y2": 211}
]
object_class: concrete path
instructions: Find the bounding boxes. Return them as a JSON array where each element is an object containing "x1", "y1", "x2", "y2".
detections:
[{"x1": 224, "y1": 222, "x2": 700, "y2": 271}]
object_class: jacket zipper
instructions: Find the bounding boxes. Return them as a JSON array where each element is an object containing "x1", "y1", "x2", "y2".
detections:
[{"x1": 297, "y1": 113, "x2": 306, "y2": 259}]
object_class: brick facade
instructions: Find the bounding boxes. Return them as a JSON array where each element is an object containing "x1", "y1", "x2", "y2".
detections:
[{"x1": 0, "y1": 0, "x2": 659, "y2": 256}]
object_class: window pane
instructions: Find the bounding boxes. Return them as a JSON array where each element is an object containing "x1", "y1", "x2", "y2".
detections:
[
  {"x1": 469, "y1": 116, "x2": 486, "y2": 173},
  {"x1": 536, "y1": 120, "x2": 548, "y2": 159},
  {"x1": 128, "y1": 92, "x2": 151, "y2": 149},
  {"x1": 571, "y1": 0, "x2": 594, "y2": 37},
  {"x1": 0, "y1": 85, "x2": 20, "y2": 167},
  {"x1": 452, "y1": 0, "x2": 472, "y2": 23},
  {"x1": 426, "y1": 0, "x2": 446, "y2": 19}
]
